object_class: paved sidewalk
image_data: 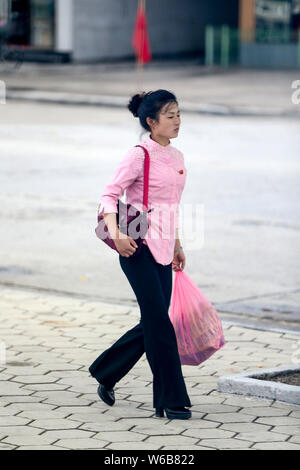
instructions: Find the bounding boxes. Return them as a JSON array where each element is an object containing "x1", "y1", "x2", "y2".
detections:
[
  {"x1": 2, "y1": 61, "x2": 300, "y2": 117},
  {"x1": 0, "y1": 286, "x2": 300, "y2": 450}
]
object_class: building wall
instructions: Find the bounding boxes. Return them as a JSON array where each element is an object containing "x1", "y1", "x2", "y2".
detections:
[
  {"x1": 72, "y1": 0, "x2": 239, "y2": 62},
  {"x1": 240, "y1": 42, "x2": 299, "y2": 68}
]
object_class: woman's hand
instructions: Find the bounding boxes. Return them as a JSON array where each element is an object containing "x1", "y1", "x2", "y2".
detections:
[
  {"x1": 172, "y1": 249, "x2": 186, "y2": 271},
  {"x1": 114, "y1": 231, "x2": 138, "y2": 257}
]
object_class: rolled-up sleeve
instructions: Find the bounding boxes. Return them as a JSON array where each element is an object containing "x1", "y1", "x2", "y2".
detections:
[{"x1": 98, "y1": 146, "x2": 145, "y2": 216}]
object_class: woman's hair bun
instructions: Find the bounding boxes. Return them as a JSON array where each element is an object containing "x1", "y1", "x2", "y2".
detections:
[{"x1": 128, "y1": 92, "x2": 145, "y2": 117}]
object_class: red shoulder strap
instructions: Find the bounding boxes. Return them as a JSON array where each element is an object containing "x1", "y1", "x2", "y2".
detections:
[{"x1": 134, "y1": 145, "x2": 150, "y2": 212}]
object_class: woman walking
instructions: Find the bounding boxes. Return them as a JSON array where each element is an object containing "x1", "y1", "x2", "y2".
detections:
[{"x1": 89, "y1": 89, "x2": 192, "y2": 420}]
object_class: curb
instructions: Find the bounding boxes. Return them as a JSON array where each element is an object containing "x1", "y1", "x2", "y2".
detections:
[
  {"x1": 6, "y1": 88, "x2": 300, "y2": 118},
  {"x1": 217, "y1": 365, "x2": 300, "y2": 405}
]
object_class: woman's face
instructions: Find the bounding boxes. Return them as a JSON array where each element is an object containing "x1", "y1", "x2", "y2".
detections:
[{"x1": 149, "y1": 102, "x2": 181, "y2": 139}]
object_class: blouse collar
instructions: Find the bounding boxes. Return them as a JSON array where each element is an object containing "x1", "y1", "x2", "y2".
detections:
[{"x1": 145, "y1": 133, "x2": 171, "y2": 149}]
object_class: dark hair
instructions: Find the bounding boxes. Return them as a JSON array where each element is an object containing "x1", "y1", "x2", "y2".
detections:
[{"x1": 128, "y1": 89, "x2": 178, "y2": 133}]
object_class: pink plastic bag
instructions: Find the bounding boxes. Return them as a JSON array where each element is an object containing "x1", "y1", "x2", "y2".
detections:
[{"x1": 169, "y1": 270, "x2": 225, "y2": 366}]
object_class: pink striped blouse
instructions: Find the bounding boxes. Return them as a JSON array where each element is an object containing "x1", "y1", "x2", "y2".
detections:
[{"x1": 97, "y1": 133, "x2": 187, "y2": 265}]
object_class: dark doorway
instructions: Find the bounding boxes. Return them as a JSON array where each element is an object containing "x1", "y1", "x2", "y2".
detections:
[
  {"x1": 9, "y1": 0, "x2": 31, "y2": 45},
  {"x1": 8, "y1": 0, "x2": 55, "y2": 48}
]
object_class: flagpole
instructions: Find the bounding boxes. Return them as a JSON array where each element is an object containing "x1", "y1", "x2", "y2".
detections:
[{"x1": 136, "y1": 0, "x2": 145, "y2": 93}]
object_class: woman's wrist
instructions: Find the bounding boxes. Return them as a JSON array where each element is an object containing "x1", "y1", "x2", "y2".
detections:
[
  {"x1": 174, "y1": 246, "x2": 183, "y2": 254},
  {"x1": 174, "y1": 236, "x2": 181, "y2": 248}
]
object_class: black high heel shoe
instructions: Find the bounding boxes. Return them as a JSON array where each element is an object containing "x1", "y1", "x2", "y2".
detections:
[{"x1": 155, "y1": 406, "x2": 191, "y2": 419}]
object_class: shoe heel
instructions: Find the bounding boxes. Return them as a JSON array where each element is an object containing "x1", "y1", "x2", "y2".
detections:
[
  {"x1": 155, "y1": 407, "x2": 164, "y2": 417},
  {"x1": 165, "y1": 407, "x2": 191, "y2": 420}
]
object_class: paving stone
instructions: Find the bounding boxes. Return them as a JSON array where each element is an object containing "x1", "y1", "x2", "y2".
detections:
[
  {"x1": 0, "y1": 442, "x2": 17, "y2": 450},
  {"x1": 92, "y1": 407, "x2": 154, "y2": 419},
  {"x1": 67, "y1": 413, "x2": 119, "y2": 423},
  {"x1": 181, "y1": 395, "x2": 225, "y2": 405},
  {"x1": 51, "y1": 406, "x2": 104, "y2": 415},
  {"x1": 191, "y1": 404, "x2": 240, "y2": 414},
  {"x1": 227, "y1": 342, "x2": 263, "y2": 349},
  {"x1": 0, "y1": 396, "x2": 44, "y2": 404},
  {"x1": 33, "y1": 397, "x2": 92, "y2": 406},
  {"x1": 240, "y1": 407, "x2": 292, "y2": 417},
  {"x1": 0, "y1": 406, "x2": 20, "y2": 416},
  {"x1": 162, "y1": 445, "x2": 213, "y2": 450},
  {"x1": 54, "y1": 438, "x2": 108, "y2": 449},
  {"x1": 14, "y1": 446, "x2": 65, "y2": 450},
  {"x1": 22, "y1": 384, "x2": 69, "y2": 391},
  {"x1": 252, "y1": 441, "x2": 300, "y2": 450},
  {"x1": 163, "y1": 419, "x2": 220, "y2": 430},
  {"x1": 1, "y1": 435, "x2": 58, "y2": 446},
  {"x1": 255, "y1": 417, "x2": 300, "y2": 426},
  {"x1": 0, "y1": 416, "x2": 31, "y2": 426},
  {"x1": 188, "y1": 384, "x2": 217, "y2": 394},
  {"x1": 55, "y1": 377, "x2": 95, "y2": 386},
  {"x1": 0, "y1": 373, "x2": 15, "y2": 380},
  {"x1": 11, "y1": 375, "x2": 60, "y2": 384},
  {"x1": 37, "y1": 429, "x2": 95, "y2": 439},
  {"x1": 1, "y1": 367, "x2": 53, "y2": 376},
  {"x1": 16, "y1": 410, "x2": 70, "y2": 420},
  {"x1": 93, "y1": 431, "x2": 147, "y2": 442},
  {"x1": 143, "y1": 436, "x2": 198, "y2": 446},
  {"x1": 3, "y1": 403, "x2": 56, "y2": 412},
  {"x1": 125, "y1": 392, "x2": 151, "y2": 400},
  {"x1": 183, "y1": 428, "x2": 235, "y2": 439},
  {"x1": 185, "y1": 376, "x2": 219, "y2": 384},
  {"x1": 269, "y1": 425, "x2": 300, "y2": 436},
  {"x1": 204, "y1": 413, "x2": 255, "y2": 423},
  {"x1": 272, "y1": 402, "x2": 300, "y2": 411},
  {"x1": 0, "y1": 382, "x2": 33, "y2": 396},
  {"x1": 29, "y1": 419, "x2": 81, "y2": 430},
  {"x1": 30, "y1": 364, "x2": 81, "y2": 371},
  {"x1": 79, "y1": 421, "x2": 132, "y2": 432},
  {"x1": 196, "y1": 438, "x2": 252, "y2": 449},
  {"x1": 289, "y1": 435, "x2": 300, "y2": 444},
  {"x1": 219, "y1": 423, "x2": 271, "y2": 433},
  {"x1": 222, "y1": 396, "x2": 273, "y2": 407},
  {"x1": 71, "y1": 392, "x2": 106, "y2": 401},
  {"x1": 130, "y1": 423, "x2": 187, "y2": 435},
  {"x1": 105, "y1": 442, "x2": 161, "y2": 450},
  {"x1": 0, "y1": 426, "x2": 43, "y2": 436},
  {"x1": 236, "y1": 431, "x2": 289, "y2": 442}
]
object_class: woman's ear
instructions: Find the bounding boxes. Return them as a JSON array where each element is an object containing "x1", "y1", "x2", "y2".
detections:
[
  {"x1": 146, "y1": 117, "x2": 156, "y2": 130},
  {"x1": 146, "y1": 117, "x2": 152, "y2": 129}
]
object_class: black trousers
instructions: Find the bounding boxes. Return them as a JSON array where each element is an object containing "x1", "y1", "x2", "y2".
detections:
[{"x1": 88, "y1": 243, "x2": 191, "y2": 409}]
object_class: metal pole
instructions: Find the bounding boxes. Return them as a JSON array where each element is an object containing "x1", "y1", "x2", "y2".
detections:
[
  {"x1": 298, "y1": 29, "x2": 300, "y2": 69},
  {"x1": 205, "y1": 25, "x2": 214, "y2": 66},
  {"x1": 220, "y1": 24, "x2": 230, "y2": 67},
  {"x1": 0, "y1": 0, "x2": 10, "y2": 26}
]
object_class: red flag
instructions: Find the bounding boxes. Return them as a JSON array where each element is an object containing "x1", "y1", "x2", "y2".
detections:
[{"x1": 132, "y1": 0, "x2": 152, "y2": 64}]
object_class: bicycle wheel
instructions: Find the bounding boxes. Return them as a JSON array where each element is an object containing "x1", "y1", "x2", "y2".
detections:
[{"x1": 0, "y1": 46, "x2": 24, "y2": 72}]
